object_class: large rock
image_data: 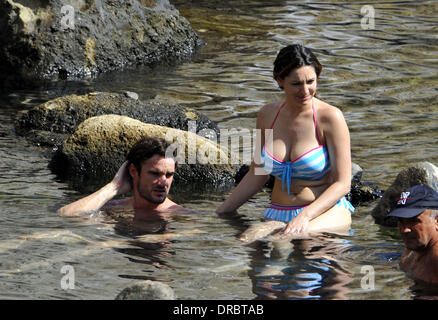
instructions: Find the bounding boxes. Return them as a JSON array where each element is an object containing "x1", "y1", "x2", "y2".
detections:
[
  {"x1": 371, "y1": 162, "x2": 438, "y2": 227},
  {"x1": 15, "y1": 91, "x2": 219, "y2": 149},
  {"x1": 0, "y1": 0, "x2": 201, "y2": 87},
  {"x1": 49, "y1": 114, "x2": 240, "y2": 192},
  {"x1": 115, "y1": 280, "x2": 175, "y2": 300}
]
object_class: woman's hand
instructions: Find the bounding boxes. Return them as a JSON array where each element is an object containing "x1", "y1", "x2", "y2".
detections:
[
  {"x1": 111, "y1": 161, "x2": 132, "y2": 195},
  {"x1": 282, "y1": 212, "x2": 310, "y2": 235}
]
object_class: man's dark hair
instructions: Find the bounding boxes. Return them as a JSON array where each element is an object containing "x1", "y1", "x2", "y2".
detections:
[{"x1": 126, "y1": 137, "x2": 172, "y2": 176}]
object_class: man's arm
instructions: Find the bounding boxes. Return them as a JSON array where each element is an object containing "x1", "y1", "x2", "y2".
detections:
[{"x1": 57, "y1": 161, "x2": 132, "y2": 216}]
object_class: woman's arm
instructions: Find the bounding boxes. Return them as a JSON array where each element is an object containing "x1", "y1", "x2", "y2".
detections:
[
  {"x1": 283, "y1": 105, "x2": 352, "y2": 234},
  {"x1": 216, "y1": 162, "x2": 270, "y2": 214},
  {"x1": 57, "y1": 161, "x2": 132, "y2": 216},
  {"x1": 216, "y1": 106, "x2": 272, "y2": 214}
]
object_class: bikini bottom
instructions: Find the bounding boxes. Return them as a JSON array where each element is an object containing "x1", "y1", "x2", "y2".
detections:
[{"x1": 262, "y1": 196, "x2": 354, "y2": 223}]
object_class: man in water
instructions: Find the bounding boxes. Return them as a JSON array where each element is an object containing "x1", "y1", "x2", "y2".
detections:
[
  {"x1": 387, "y1": 184, "x2": 438, "y2": 284},
  {"x1": 58, "y1": 137, "x2": 183, "y2": 218}
]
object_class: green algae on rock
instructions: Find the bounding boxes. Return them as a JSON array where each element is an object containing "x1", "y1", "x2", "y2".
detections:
[
  {"x1": 50, "y1": 114, "x2": 241, "y2": 192},
  {"x1": 15, "y1": 91, "x2": 219, "y2": 149}
]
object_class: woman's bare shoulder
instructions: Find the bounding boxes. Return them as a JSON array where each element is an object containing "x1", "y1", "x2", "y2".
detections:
[
  {"x1": 257, "y1": 101, "x2": 283, "y2": 128},
  {"x1": 314, "y1": 98, "x2": 345, "y2": 123}
]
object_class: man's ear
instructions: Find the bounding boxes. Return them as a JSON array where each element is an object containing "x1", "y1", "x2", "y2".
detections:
[
  {"x1": 434, "y1": 213, "x2": 438, "y2": 231},
  {"x1": 128, "y1": 163, "x2": 139, "y2": 180}
]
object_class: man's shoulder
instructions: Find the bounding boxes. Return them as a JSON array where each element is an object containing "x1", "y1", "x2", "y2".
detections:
[
  {"x1": 165, "y1": 199, "x2": 190, "y2": 212},
  {"x1": 400, "y1": 249, "x2": 416, "y2": 269},
  {"x1": 429, "y1": 245, "x2": 438, "y2": 264}
]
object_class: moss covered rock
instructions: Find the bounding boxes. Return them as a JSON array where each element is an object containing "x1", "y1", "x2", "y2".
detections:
[
  {"x1": 15, "y1": 91, "x2": 219, "y2": 149},
  {"x1": 115, "y1": 280, "x2": 175, "y2": 300},
  {"x1": 50, "y1": 114, "x2": 240, "y2": 192}
]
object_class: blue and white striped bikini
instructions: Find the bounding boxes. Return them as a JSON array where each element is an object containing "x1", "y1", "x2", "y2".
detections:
[{"x1": 260, "y1": 100, "x2": 354, "y2": 223}]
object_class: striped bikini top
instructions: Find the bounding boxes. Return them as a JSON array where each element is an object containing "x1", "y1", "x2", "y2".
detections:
[{"x1": 260, "y1": 100, "x2": 331, "y2": 195}]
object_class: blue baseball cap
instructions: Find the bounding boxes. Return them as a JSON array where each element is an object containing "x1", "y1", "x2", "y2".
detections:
[{"x1": 387, "y1": 184, "x2": 438, "y2": 218}]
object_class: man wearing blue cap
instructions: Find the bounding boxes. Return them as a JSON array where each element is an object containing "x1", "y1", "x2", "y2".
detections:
[{"x1": 387, "y1": 184, "x2": 438, "y2": 284}]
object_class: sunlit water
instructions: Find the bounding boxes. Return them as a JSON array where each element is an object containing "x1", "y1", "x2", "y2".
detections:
[{"x1": 1, "y1": 0, "x2": 438, "y2": 299}]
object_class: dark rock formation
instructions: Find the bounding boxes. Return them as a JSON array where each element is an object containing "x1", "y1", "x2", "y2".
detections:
[
  {"x1": 349, "y1": 163, "x2": 383, "y2": 207},
  {"x1": 0, "y1": 0, "x2": 201, "y2": 88}
]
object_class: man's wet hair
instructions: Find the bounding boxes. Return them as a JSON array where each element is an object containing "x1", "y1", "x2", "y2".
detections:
[{"x1": 126, "y1": 137, "x2": 174, "y2": 177}]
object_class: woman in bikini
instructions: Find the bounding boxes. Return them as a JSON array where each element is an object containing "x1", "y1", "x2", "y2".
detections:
[{"x1": 216, "y1": 44, "x2": 354, "y2": 238}]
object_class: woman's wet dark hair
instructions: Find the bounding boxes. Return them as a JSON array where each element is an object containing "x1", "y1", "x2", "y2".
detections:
[
  {"x1": 273, "y1": 44, "x2": 322, "y2": 85},
  {"x1": 126, "y1": 137, "x2": 173, "y2": 176}
]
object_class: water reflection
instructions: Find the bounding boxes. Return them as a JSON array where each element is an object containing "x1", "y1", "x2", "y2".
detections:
[
  {"x1": 105, "y1": 206, "x2": 174, "y2": 237},
  {"x1": 104, "y1": 207, "x2": 182, "y2": 273},
  {"x1": 248, "y1": 235, "x2": 354, "y2": 299}
]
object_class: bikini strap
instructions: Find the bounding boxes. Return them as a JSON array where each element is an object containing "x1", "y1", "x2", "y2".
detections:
[
  {"x1": 265, "y1": 101, "x2": 286, "y2": 142},
  {"x1": 266, "y1": 100, "x2": 321, "y2": 144},
  {"x1": 269, "y1": 101, "x2": 286, "y2": 129},
  {"x1": 312, "y1": 99, "x2": 322, "y2": 145}
]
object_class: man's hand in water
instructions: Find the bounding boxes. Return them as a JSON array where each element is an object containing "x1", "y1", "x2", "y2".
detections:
[{"x1": 111, "y1": 161, "x2": 132, "y2": 196}]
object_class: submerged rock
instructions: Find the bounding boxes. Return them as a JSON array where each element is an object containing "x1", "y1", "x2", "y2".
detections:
[
  {"x1": 115, "y1": 280, "x2": 176, "y2": 300},
  {"x1": 0, "y1": 0, "x2": 201, "y2": 87},
  {"x1": 238, "y1": 220, "x2": 285, "y2": 243},
  {"x1": 349, "y1": 182, "x2": 383, "y2": 207},
  {"x1": 371, "y1": 161, "x2": 438, "y2": 227},
  {"x1": 15, "y1": 91, "x2": 219, "y2": 150},
  {"x1": 49, "y1": 114, "x2": 240, "y2": 191},
  {"x1": 349, "y1": 163, "x2": 383, "y2": 207}
]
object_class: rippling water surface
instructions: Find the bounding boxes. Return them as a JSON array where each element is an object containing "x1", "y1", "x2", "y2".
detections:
[{"x1": 0, "y1": 0, "x2": 437, "y2": 299}]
